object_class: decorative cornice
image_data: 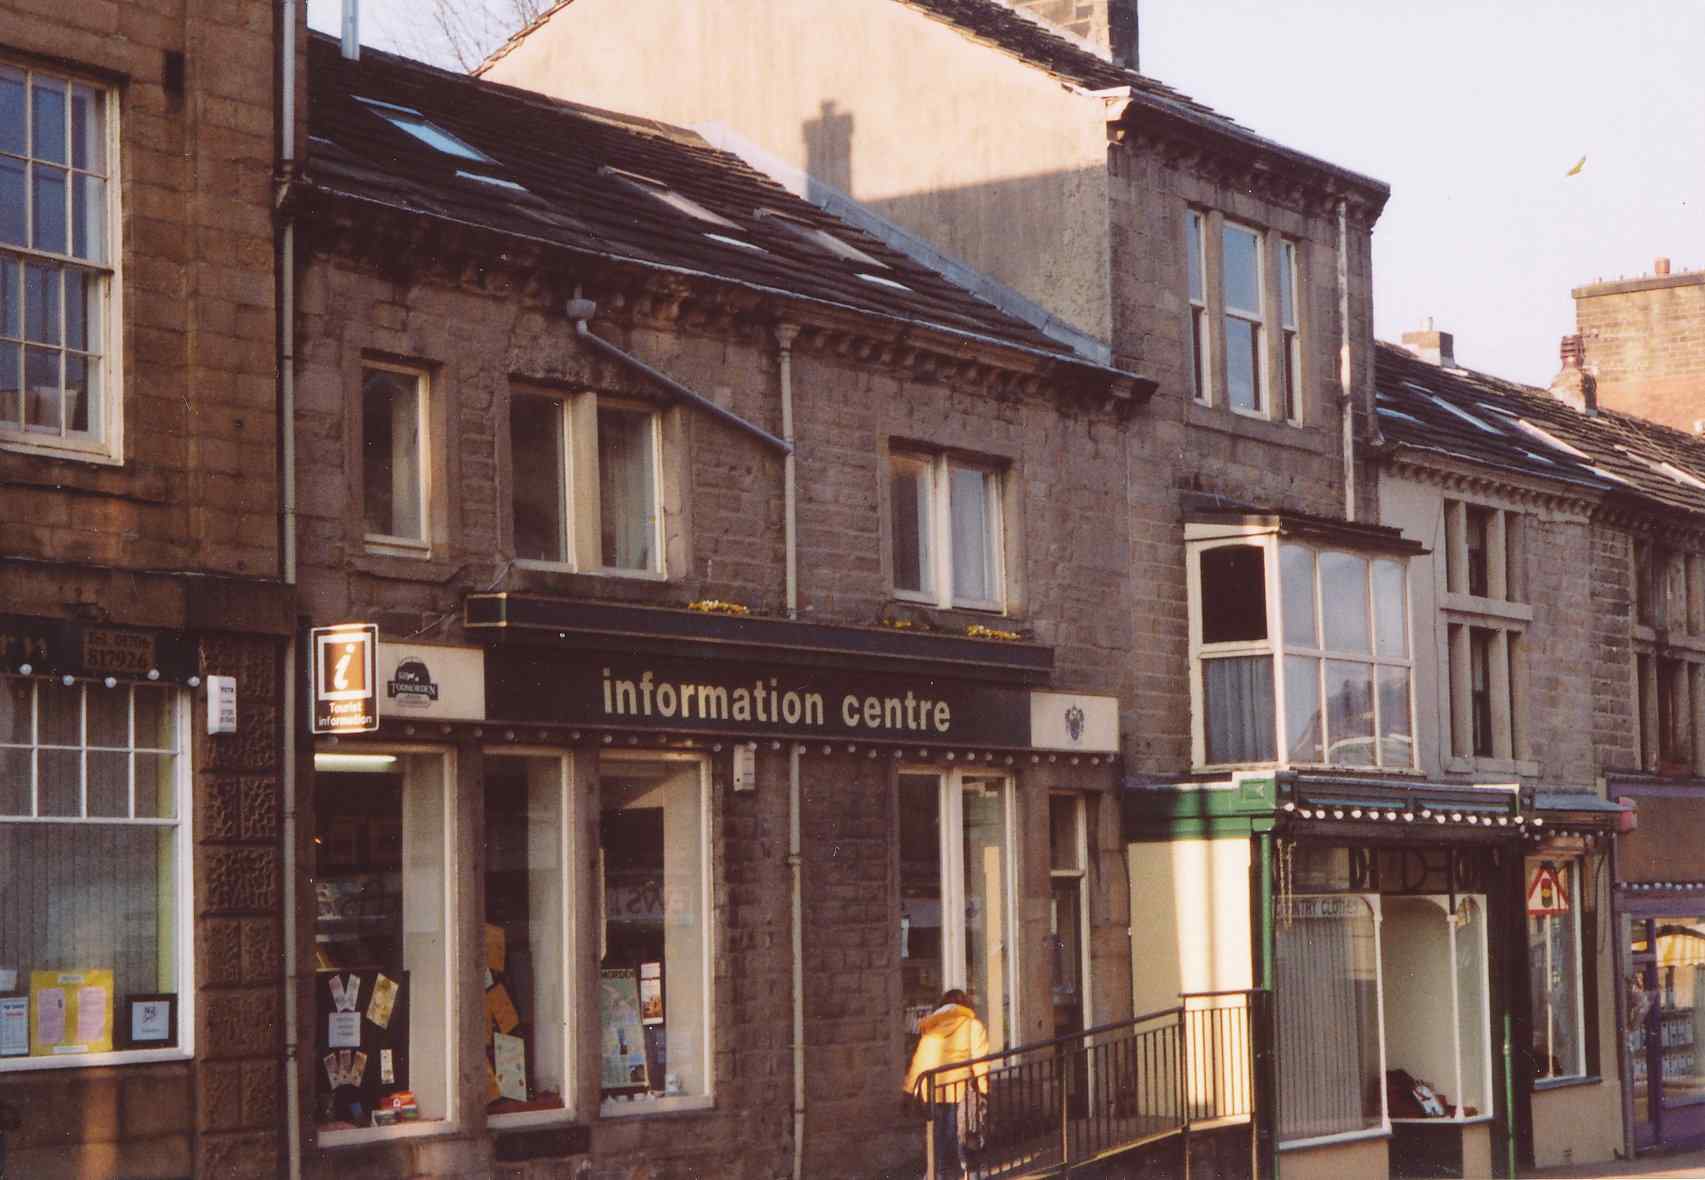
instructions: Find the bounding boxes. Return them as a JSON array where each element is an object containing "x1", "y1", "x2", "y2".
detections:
[{"x1": 1384, "y1": 450, "x2": 1600, "y2": 519}]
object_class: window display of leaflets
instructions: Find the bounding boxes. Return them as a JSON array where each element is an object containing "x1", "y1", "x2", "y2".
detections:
[
  {"x1": 599, "y1": 968, "x2": 649, "y2": 1092},
  {"x1": 494, "y1": 1032, "x2": 527, "y2": 1101},
  {"x1": 0, "y1": 996, "x2": 26, "y2": 1057},
  {"x1": 638, "y1": 962, "x2": 664, "y2": 1026},
  {"x1": 367, "y1": 974, "x2": 399, "y2": 1030},
  {"x1": 29, "y1": 970, "x2": 113, "y2": 1055},
  {"x1": 484, "y1": 982, "x2": 520, "y2": 1035}
]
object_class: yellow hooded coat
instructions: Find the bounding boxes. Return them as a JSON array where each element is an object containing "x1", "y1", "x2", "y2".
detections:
[{"x1": 903, "y1": 1003, "x2": 991, "y2": 1101}]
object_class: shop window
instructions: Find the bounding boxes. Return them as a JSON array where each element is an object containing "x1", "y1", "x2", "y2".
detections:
[
  {"x1": 510, "y1": 389, "x2": 663, "y2": 575},
  {"x1": 900, "y1": 771, "x2": 1013, "y2": 1052},
  {"x1": 0, "y1": 676, "x2": 189, "y2": 1069},
  {"x1": 599, "y1": 755, "x2": 709, "y2": 1112},
  {"x1": 484, "y1": 754, "x2": 570, "y2": 1121},
  {"x1": 362, "y1": 364, "x2": 430, "y2": 550},
  {"x1": 1279, "y1": 239, "x2": 1301, "y2": 422},
  {"x1": 312, "y1": 752, "x2": 452, "y2": 1138},
  {"x1": 1275, "y1": 895, "x2": 1383, "y2": 1143},
  {"x1": 1381, "y1": 895, "x2": 1491, "y2": 1125},
  {"x1": 1641, "y1": 918, "x2": 1705, "y2": 1109},
  {"x1": 1528, "y1": 860, "x2": 1586, "y2": 1081},
  {"x1": 889, "y1": 449, "x2": 1005, "y2": 612},
  {"x1": 0, "y1": 61, "x2": 118, "y2": 461},
  {"x1": 1192, "y1": 537, "x2": 1413, "y2": 769}
]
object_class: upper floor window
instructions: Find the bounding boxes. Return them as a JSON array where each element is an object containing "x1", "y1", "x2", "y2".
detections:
[
  {"x1": 510, "y1": 389, "x2": 663, "y2": 576},
  {"x1": 1190, "y1": 530, "x2": 1414, "y2": 769},
  {"x1": 1187, "y1": 211, "x2": 1209, "y2": 403},
  {"x1": 1279, "y1": 240, "x2": 1301, "y2": 422},
  {"x1": 362, "y1": 364, "x2": 430, "y2": 551},
  {"x1": 890, "y1": 449, "x2": 1004, "y2": 612},
  {"x1": 1441, "y1": 501, "x2": 1532, "y2": 768},
  {"x1": 1221, "y1": 223, "x2": 1266, "y2": 414},
  {"x1": 0, "y1": 62, "x2": 117, "y2": 461}
]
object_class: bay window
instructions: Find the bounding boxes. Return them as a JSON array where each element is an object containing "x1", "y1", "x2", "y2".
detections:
[
  {"x1": 0, "y1": 60, "x2": 117, "y2": 459},
  {"x1": 0, "y1": 676, "x2": 190, "y2": 1069},
  {"x1": 1190, "y1": 529, "x2": 1414, "y2": 770}
]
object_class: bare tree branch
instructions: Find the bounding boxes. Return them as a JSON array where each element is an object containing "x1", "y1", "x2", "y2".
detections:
[{"x1": 388, "y1": 0, "x2": 550, "y2": 72}]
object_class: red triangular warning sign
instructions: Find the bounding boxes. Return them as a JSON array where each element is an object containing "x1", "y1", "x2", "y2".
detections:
[{"x1": 1527, "y1": 865, "x2": 1569, "y2": 917}]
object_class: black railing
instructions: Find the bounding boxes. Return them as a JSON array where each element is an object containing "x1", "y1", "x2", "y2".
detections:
[{"x1": 913, "y1": 990, "x2": 1259, "y2": 1179}]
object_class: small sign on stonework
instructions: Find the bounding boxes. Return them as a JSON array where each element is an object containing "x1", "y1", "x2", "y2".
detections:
[
  {"x1": 1527, "y1": 864, "x2": 1570, "y2": 917},
  {"x1": 311, "y1": 624, "x2": 379, "y2": 734},
  {"x1": 207, "y1": 675, "x2": 238, "y2": 735}
]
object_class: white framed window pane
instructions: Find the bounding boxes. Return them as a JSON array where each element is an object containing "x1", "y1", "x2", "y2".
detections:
[
  {"x1": 86, "y1": 687, "x2": 126, "y2": 748},
  {"x1": 1191, "y1": 308, "x2": 1208, "y2": 401},
  {"x1": 31, "y1": 78, "x2": 66, "y2": 165},
  {"x1": 1, "y1": 258, "x2": 18, "y2": 337},
  {"x1": 1276, "y1": 895, "x2": 1382, "y2": 1141},
  {"x1": 1224, "y1": 317, "x2": 1260, "y2": 412},
  {"x1": 1455, "y1": 898, "x2": 1489, "y2": 1110},
  {"x1": 362, "y1": 368, "x2": 425, "y2": 540},
  {"x1": 0, "y1": 159, "x2": 24, "y2": 246},
  {"x1": 597, "y1": 404, "x2": 657, "y2": 571},
  {"x1": 509, "y1": 394, "x2": 566, "y2": 563},
  {"x1": 1222, "y1": 224, "x2": 1262, "y2": 315},
  {"x1": 32, "y1": 166, "x2": 67, "y2": 256},
  {"x1": 1374, "y1": 560, "x2": 1406, "y2": 659},
  {"x1": 0, "y1": 747, "x2": 26, "y2": 814},
  {"x1": 948, "y1": 464, "x2": 996, "y2": 604},
  {"x1": 1280, "y1": 544, "x2": 1317, "y2": 648},
  {"x1": 24, "y1": 345, "x2": 58, "y2": 433},
  {"x1": 70, "y1": 85, "x2": 102, "y2": 174},
  {"x1": 1377, "y1": 665, "x2": 1413, "y2": 768},
  {"x1": 72, "y1": 174, "x2": 105, "y2": 264},
  {"x1": 890, "y1": 454, "x2": 933, "y2": 595},
  {"x1": 0, "y1": 677, "x2": 28, "y2": 743},
  {"x1": 1284, "y1": 655, "x2": 1323, "y2": 763},
  {"x1": 1200, "y1": 544, "x2": 1268, "y2": 644},
  {"x1": 0, "y1": 66, "x2": 24, "y2": 155},
  {"x1": 1324, "y1": 659, "x2": 1375, "y2": 766},
  {"x1": 313, "y1": 754, "x2": 452, "y2": 1127},
  {"x1": 37, "y1": 748, "x2": 78, "y2": 815},
  {"x1": 1279, "y1": 241, "x2": 1298, "y2": 328},
  {"x1": 601, "y1": 758, "x2": 708, "y2": 1101},
  {"x1": 484, "y1": 755, "x2": 568, "y2": 1114},
  {"x1": 1203, "y1": 655, "x2": 1276, "y2": 764},
  {"x1": 64, "y1": 353, "x2": 88, "y2": 433},
  {"x1": 962, "y1": 776, "x2": 1011, "y2": 1051},
  {"x1": 1320, "y1": 552, "x2": 1371, "y2": 653},
  {"x1": 1529, "y1": 863, "x2": 1584, "y2": 1080},
  {"x1": 135, "y1": 752, "x2": 175, "y2": 819},
  {"x1": 0, "y1": 342, "x2": 16, "y2": 426},
  {"x1": 1186, "y1": 211, "x2": 1204, "y2": 304},
  {"x1": 24, "y1": 262, "x2": 57, "y2": 345},
  {"x1": 38, "y1": 678, "x2": 79, "y2": 744},
  {"x1": 86, "y1": 749, "x2": 126, "y2": 818},
  {"x1": 134, "y1": 686, "x2": 173, "y2": 750}
]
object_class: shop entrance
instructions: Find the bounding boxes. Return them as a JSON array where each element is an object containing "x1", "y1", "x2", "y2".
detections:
[{"x1": 1627, "y1": 916, "x2": 1705, "y2": 1151}]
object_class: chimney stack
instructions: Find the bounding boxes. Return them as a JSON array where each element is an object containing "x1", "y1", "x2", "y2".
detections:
[
  {"x1": 1550, "y1": 333, "x2": 1597, "y2": 414},
  {"x1": 1014, "y1": 1, "x2": 1140, "y2": 70},
  {"x1": 1656, "y1": 257, "x2": 1672, "y2": 276},
  {"x1": 1401, "y1": 320, "x2": 1456, "y2": 369}
]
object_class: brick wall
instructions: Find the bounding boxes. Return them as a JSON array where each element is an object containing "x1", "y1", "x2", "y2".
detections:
[{"x1": 1574, "y1": 270, "x2": 1705, "y2": 434}]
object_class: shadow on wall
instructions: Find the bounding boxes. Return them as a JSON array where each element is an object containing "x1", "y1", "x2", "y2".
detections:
[{"x1": 804, "y1": 100, "x2": 854, "y2": 196}]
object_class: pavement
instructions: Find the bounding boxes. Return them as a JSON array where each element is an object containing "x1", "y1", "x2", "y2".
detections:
[{"x1": 1521, "y1": 1147, "x2": 1705, "y2": 1178}]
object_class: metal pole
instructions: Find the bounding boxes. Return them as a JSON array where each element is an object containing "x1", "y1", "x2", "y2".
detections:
[
  {"x1": 1504, "y1": 1014, "x2": 1517, "y2": 1179},
  {"x1": 1255, "y1": 832, "x2": 1279, "y2": 1180}
]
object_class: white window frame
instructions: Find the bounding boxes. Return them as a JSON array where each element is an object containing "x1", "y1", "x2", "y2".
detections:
[
  {"x1": 483, "y1": 748, "x2": 579, "y2": 1129},
  {"x1": 597, "y1": 750, "x2": 715, "y2": 1117},
  {"x1": 889, "y1": 449, "x2": 1006, "y2": 613},
  {"x1": 1048, "y1": 791, "x2": 1091, "y2": 1035},
  {"x1": 1221, "y1": 221, "x2": 1267, "y2": 417},
  {"x1": 314, "y1": 745, "x2": 459, "y2": 1148},
  {"x1": 1528, "y1": 859, "x2": 1587, "y2": 1084},
  {"x1": 1186, "y1": 209, "x2": 1211, "y2": 405},
  {"x1": 0, "y1": 677, "x2": 193, "y2": 1072},
  {"x1": 0, "y1": 59, "x2": 123, "y2": 464},
  {"x1": 511, "y1": 390, "x2": 666, "y2": 580},
  {"x1": 1278, "y1": 239, "x2": 1302, "y2": 424},
  {"x1": 1186, "y1": 524, "x2": 1416, "y2": 771},
  {"x1": 361, "y1": 361, "x2": 432, "y2": 556}
]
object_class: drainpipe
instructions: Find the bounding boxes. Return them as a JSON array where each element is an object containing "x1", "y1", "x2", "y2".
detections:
[
  {"x1": 1610, "y1": 832, "x2": 1635, "y2": 1163},
  {"x1": 1337, "y1": 198, "x2": 1355, "y2": 523},
  {"x1": 776, "y1": 324, "x2": 800, "y2": 618},
  {"x1": 277, "y1": 3, "x2": 302, "y2": 1179}
]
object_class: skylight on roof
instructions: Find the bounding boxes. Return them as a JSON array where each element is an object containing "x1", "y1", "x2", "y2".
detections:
[
  {"x1": 1377, "y1": 406, "x2": 1425, "y2": 426},
  {"x1": 704, "y1": 232, "x2": 767, "y2": 253},
  {"x1": 1513, "y1": 418, "x2": 1589, "y2": 459},
  {"x1": 755, "y1": 207, "x2": 887, "y2": 267},
  {"x1": 1522, "y1": 450, "x2": 1555, "y2": 465},
  {"x1": 1656, "y1": 461, "x2": 1705, "y2": 491},
  {"x1": 356, "y1": 97, "x2": 493, "y2": 163},
  {"x1": 456, "y1": 169, "x2": 527, "y2": 192},
  {"x1": 1587, "y1": 465, "x2": 1631, "y2": 486},
  {"x1": 601, "y1": 166, "x2": 741, "y2": 230},
  {"x1": 1428, "y1": 395, "x2": 1503, "y2": 435},
  {"x1": 858, "y1": 272, "x2": 912, "y2": 292}
]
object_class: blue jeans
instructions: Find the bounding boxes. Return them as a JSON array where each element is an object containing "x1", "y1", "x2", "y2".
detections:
[{"x1": 931, "y1": 1099, "x2": 963, "y2": 1178}]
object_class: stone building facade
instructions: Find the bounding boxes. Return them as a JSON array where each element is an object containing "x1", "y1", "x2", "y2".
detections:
[
  {"x1": 0, "y1": 2, "x2": 289, "y2": 1177},
  {"x1": 1573, "y1": 260, "x2": 1705, "y2": 434}
]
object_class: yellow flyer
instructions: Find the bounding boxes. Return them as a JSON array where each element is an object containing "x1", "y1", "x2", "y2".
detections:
[{"x1": 30, "y1": 969, "x2": 113, "y2": 1056}]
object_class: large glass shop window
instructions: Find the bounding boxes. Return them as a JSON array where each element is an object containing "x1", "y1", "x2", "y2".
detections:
[
  {"x1": 1528, "y1": 860, "x2": 1585, "y2": 1081},
  {"x1": 312, "y1": 753, "x2": 451, "y2": 1135},
  {"x1": 1653, "y1": 918, "x2": 1705, "y2": 1107},
  {"x1": 484, "y1": 754, "x2": 569, "y2": 1119},
  {"x1": 1275, "y1": 895, "x2": 1383, "y2": 1142},
  {"x1": 899, "y1": 771, "x2": 1013, "y2": 1051},
  {"x1": 599, "y1": 755, "x2": 709, "y2": 1110},
  {"x1": 1381, "y1": 896, "x2": 1491, "y2": 1122},
  {"x1": 0, "y1": 677, "x2": 189, "y2": 1067}
]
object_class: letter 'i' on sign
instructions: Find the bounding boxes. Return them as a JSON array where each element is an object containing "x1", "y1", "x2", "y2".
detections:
[{"x1": 310, "y1": 624, "x2": 380, "y2": 734}]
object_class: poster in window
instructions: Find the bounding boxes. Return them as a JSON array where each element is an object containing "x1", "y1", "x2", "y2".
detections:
[
  {"x1": 29, "y1": 969, "x2": 113, "y2": 1056},
  {"x1": 123, "y1": 994, "x2": 177, "y2": 1048},
  {"x1": 639, "y1": 961, "x2": 664, "y2": 1026},
  {"x1": 0, "y1": 996, "x2": 26, "y2": 1057},
  {"x1": 599, "y1": 968, "x2": 649, "y2": 1092}
]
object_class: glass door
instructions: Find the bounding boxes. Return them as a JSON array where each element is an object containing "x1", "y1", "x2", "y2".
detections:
[{"x1": 1629, "y1": 917, "x2": 1659, "y2": 1149}]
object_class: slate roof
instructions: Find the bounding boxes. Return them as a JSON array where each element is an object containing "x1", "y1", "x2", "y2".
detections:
[
  {"x1": 1375, "y1": 341, "x2": 1705, "y2": 519},
  {"x1": 300, "y1": 33, "x2": 1132, "y2": 377},
  {"x1": 474, "y1": 0, "x2": 1387, "y2": 201}
]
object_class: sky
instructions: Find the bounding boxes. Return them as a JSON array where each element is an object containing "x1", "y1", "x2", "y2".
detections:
[{"x1": 306, "y1": 0, "x2": 1705, "y2": 387}]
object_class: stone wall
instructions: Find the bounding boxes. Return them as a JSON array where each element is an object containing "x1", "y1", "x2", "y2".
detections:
[{"x1": 1575, "y1": 270, "x2": 1705, "y2": 433}]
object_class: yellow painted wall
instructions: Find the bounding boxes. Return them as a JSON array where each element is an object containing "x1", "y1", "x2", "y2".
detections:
[
  {"x1": 1127, "y1": 836, "x2": 1253, "y2": 1017},
  {"x1": 481, "y1": 0, "x2": 1115, "y2": 342},
  {"x1": 1530, "y1": 1081, "x2": 1623, "y2": 1171},
  {"x1": 1462, "y1": 1120, "x2": 1493, "y2": 1179},
  {"x1": 1279, "y1": 1134, "x2": 1389, "y2": 1180}
]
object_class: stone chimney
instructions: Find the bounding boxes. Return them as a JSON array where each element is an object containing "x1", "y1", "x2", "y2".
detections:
[
  {"x1": 1014, "y1": 0, "x2": 1140, "y2": 69},
  {"x1": 1550, "y1": 333, "x2": 1598, "y2": 415},
  {"x1": 1401, "y1": 318, "x2": 1456, "y2": 369}
]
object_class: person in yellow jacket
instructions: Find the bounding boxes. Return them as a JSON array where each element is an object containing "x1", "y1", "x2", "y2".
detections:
[{"x1": 903, "y1": 990, "x2": 990, "y2": 1177}]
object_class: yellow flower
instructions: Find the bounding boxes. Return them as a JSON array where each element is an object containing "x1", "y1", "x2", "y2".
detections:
[
  {"x1": 965, "y1": 624, "x2": 1021, "y2": 642},
  {"x1": 687, "y1": 599, "x2": 750, "y2": 616}
]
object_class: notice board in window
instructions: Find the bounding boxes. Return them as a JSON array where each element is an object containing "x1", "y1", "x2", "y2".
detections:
[{"x1": 315, "y1": 969, "x2": 410, "y2": 1125}]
